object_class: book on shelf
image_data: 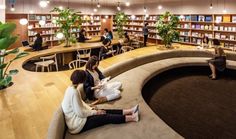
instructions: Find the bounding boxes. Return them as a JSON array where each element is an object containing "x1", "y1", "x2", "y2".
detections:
[
  {"x1": 186, "y1": 15, "x2": 191, "y2": 21},
  {"x1": 214, "y1": 26, "x2": 219, "y2": 30},
  {"x1": 205, "y1": 16, "x2": 212, "y2": 22},
  {"x1": 223, "y1": 15, "x2": 231, "y2": 22},
  {"x1": 197, "y1": 39, "x2": 202, "y2": 45},
  {"x1": 29, "y1": 14, "x2": 36, "y2": 20},
  {"x1": 232, "y1": 16, "x2": 236, "y2": 23},
  {"x1": 191, "y1": 15, "x2": 198, "y2": 22},
  {"x1": 198, "y1": 15, "x2": 205, "y2": 22},
  {"x1": 215, "y1": 33, "x2": 220, "y2": 39},
  {"x1": 215, "y1": 16, "x2": 222, "y2": 23},
  {"x1": 196, "y1": 24, "x2": 201, "y2": 29},
  {"x1": 230, "y1": 35, "x2": 235, "y2": 40}
]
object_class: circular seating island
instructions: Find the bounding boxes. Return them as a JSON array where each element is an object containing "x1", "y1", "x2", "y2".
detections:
[{"x1": 47, "y1": 50, "x2": 236, "y2": 139}]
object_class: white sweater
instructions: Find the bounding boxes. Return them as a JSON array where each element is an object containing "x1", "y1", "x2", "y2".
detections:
[{"x1": 61, "y1": 85, "x2": 97, "y2": 134}]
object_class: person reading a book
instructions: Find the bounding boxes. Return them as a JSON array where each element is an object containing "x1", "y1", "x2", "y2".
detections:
[
  {"x1": 84, "y1": 56, "x2": 122, "y2": 105},
  {"x1": 62, "y1": 70, "x2": 139, "y2": 134}
]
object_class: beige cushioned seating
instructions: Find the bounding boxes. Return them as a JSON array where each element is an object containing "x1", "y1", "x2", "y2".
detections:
[{"x1": 47, "y1": 50, "x2": 236, "y2": 139}]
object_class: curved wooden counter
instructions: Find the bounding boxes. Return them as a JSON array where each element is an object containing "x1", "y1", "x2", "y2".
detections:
[{"x1": 20, "y1": 39, "x2": 121, "y2": 66}]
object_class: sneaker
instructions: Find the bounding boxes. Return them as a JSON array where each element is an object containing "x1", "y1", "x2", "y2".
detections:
[
  {"x1": 133, "y1": 111, "x2": 139, "y2": 122},
  {"x1": 131, "y1": 104, "x2": 139, "y2": 114}
]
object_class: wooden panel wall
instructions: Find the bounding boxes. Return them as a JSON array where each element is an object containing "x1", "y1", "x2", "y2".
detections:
[{"x1": 6, "y1": 14, "x2": 28, "y2": 49}]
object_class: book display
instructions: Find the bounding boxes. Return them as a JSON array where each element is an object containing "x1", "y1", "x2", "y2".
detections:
[
  {"x1": 27, "y1": 14, "x2": 102, "y2": 46},
  {"x1": 114, "y1": 14, "x2": 236, "y2": 46}
]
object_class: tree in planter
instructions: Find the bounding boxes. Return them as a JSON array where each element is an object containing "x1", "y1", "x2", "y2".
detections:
[
  {"x1": 114, "y1": 12, "x2": 128, "y2": 38},
  {"x1": 51, "y1": 7, "x2": 82, "y2": 47},
  {"x1": 0, "y1": 22, "x2": 29, "y2": 90},
  {"x1": 156, "y1": 11, "x2": 180, "y2": 48}
]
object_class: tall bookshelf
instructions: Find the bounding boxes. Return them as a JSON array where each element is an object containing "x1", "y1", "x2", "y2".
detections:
[
  {"x1": 113, "y1": 14, "x2": 236, "y2": 48},
  {"x1": 27, "y1": 14, "x2": 102, "y2": 46}
]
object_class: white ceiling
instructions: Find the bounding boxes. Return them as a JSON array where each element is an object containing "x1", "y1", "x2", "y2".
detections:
[{"x1": 56, "y1": 0, "x2": 184, "y2": 5}]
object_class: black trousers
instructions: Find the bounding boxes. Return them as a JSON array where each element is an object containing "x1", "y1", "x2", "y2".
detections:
[
  {"x1": 80, "y1": 109, "x2": 125, "y2": 133},
  {"x1": 144, "y1": 35, "x2": 148, "y2": 46}
]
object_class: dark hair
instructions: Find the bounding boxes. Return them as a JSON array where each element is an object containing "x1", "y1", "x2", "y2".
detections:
[
  {"x1": 203, "y1": 36, "x2": 209, "y2": 44},
  {"x1": 70, "y1": 70, "x2": 87, "y2": 85},
  {"x1": 36, "y1": 33, "x2": 41, "y2": 38},
  {"x1": 213, "y1": 39, "x2": 220, "y2": 46},
  {"x1": 86, "y1": 56, "x2": 100, "y2": 71},
  {"x1": 145, "y1": 22, "x2": 148, "y2": 26},
  {"x1": 124, "y1": 32, "x2": 130, "y2": 41},
  {"x1": 104, "y1": 28, "x2": 108, "y2": 33},
  {"x1": 102, "y1": 38, "x2": 111, "y2": 46},
  {"x1": 108, "y1": 31, "x2": 113, "y2": 39}
]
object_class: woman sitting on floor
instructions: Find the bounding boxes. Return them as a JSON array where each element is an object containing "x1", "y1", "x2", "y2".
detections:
[
  {"x1": 208, "y1": 39, "x2": 226, "y2": 80},
  {"x1": 61, "y1": 70, "x2": 139, "y2": 134},
  {"x1": 84, "y1": 56, "x2": 122, "y2": 105}
]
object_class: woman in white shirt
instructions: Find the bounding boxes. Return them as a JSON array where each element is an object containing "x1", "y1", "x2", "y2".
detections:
[
  {"x1": 61, "y1": 70, "x2": 139, "y2": 134},
  {"x1": 84, "y1": 56, "x2": 122, "y2": 105}
]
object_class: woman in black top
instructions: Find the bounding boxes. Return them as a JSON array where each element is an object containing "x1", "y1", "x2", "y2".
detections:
[
  {"x1": 83, "y1": 56, "x2": 122, "y2": 105},
  {"x1": 32, "y1": 33, "x2": 43, "y2": 51},
  {"x1": 78, "y1": 29, "x2": 89, "y2": 43},
  {"x1": 208, "y1": 39, "x2": 226, "y2": 80},
  {"x1": 202, "y1": 35, "x2": 209, "y2": 48}
]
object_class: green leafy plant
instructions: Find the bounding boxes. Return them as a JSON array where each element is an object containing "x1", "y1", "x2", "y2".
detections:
[
  {"x1": 114, "y1": 12, "x2": 128, "y2": 38},
  {"x1": 156, "y1": 11, "x2": 180, "y2": 47},
  {"x1": 51, "y1": 7, "x2": 82, "y2": 47},
  {"x1": 0, "y1": 22, "x2": 29, "y2": 89}
]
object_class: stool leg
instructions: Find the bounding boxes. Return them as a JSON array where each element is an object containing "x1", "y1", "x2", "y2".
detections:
[
  {"x1": 35, "y1": 65, "x2": 38, "y2": 72},
  {"x1": 47, "y1": 66, "x2": 50, "y2": 72},
  {"x1": 42, "y1": 66, "x2": 44, "y2": 72}
]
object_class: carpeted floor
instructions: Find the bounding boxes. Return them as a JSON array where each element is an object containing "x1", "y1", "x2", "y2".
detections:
[{"x1": 142, "y1": 66, "x2": 236, "y2": 139}]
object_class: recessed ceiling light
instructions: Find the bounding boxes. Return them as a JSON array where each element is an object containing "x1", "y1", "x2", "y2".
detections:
[
  {"x1": 59, "y1": 6, "x2": 63, "y2": 10},
  {"x1": 39, "y1": 0, "x2": 48, "y2": 8},
  {"x1": 93, "y1": 8, "x2": 97, "y2": 12},
  {"x1": 223, "y1": 9, "x2": 227, "y2": 13},
  {"x1": 126, "y1": 2, "x2": 130, "y2": 7},
  {"x1": 158, "y1": 5, "x2": 163, "y2": 10}
]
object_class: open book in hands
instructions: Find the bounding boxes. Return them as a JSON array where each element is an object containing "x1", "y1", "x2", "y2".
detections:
[{"x1": 99, "y1": 76, "x2": 111, "y2": 89}]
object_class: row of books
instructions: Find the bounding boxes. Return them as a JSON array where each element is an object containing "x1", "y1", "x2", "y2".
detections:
[
  {"x1": 192, "y1": 24, "x2": 213, "y2": 30},
  {"x1": 178, "y1": 15, "x2": 236, "y2": 23},
  {"x1": 29, "y1": 36, "x2": 58, "y2": 42},
  {"x1": 81, "y1": 22, "x2": 101, "y2": 26},
  {"x1": 214, "y1": 26, "x2": 236, "y2": 32},
  {"x1": 28, "y1": 23, "x2": 59, "y2": 28},
  {"x1": 28, "y1": 30, "x2": 58, "y2": 36},
  {"x1": 215, "y1": 33, "x2": 236, "y2": 40}
]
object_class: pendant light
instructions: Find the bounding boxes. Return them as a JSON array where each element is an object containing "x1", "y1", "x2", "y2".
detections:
[
  {"x1": 117, "y1": 2, "x2": 121, "y2": 11},
  {"x1": 158, "y1": 0, "x2": 163, "y2": 10},
  {"x1": 209, "y1": 0, "x2": 213, "y2": 9},
  {"x1": 10, "y1": 4, "x2": 15, "y2": 11},
  {"x1": 19, "y1": 0, "x2": 28, "y2": 25},
  {"x1": 97, "y1": 0, "x2": 101, "y2": 8},
  {"x1": 125, "y1": 2, "x2": 130, "y2": 7}
]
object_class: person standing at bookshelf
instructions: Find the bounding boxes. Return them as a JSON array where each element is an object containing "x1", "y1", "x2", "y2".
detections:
[{"x1": 143, "y1": 22, "x2": 149, "y2": 46}]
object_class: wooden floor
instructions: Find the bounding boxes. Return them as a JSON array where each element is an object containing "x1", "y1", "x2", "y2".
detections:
[{"x1": 0, "y1": 44, "x2": 195, "y2": 139}]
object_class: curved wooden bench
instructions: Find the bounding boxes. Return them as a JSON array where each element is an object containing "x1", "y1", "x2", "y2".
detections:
[{"x1": 47, "y1": 50, "x2": 236, "y2": 139}]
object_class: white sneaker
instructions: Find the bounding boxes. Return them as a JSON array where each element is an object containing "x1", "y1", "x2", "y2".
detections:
[
  {"x1": 131, "y1": 104, "x2": 139, "y2": 114},
  {"x1": 133, "y1": 111, "x2": 139, "y2": 122}
]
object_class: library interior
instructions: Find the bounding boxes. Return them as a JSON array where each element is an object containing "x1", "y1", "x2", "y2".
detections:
[{"x1": 0, "y1": 0, "x2": 236, "y2": 139}]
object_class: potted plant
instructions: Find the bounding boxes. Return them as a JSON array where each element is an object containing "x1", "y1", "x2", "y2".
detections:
[
  {"x1": 51, "y1": 7, "x2": 82, "y2": 47},
  {"x1": 114, "y1": 12, "x2": 128, "y2": 38},
  {"x1": 0, "y1": 22, "x2": 29, "y2": 90},
  {"x1": 156, "y1": 11, "x2": 180, "y2": 48}
]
